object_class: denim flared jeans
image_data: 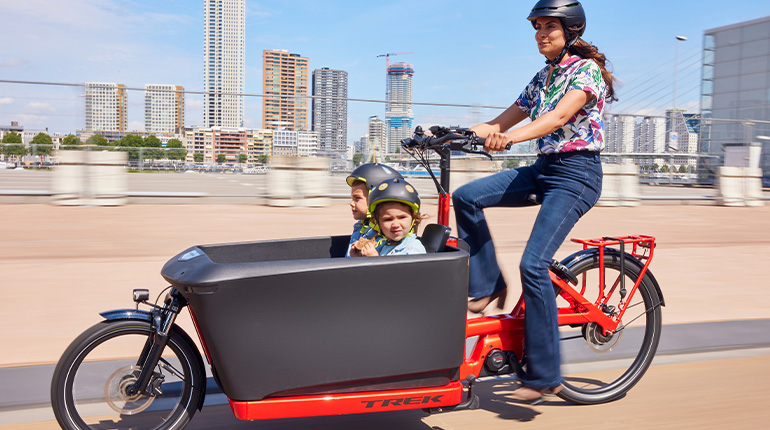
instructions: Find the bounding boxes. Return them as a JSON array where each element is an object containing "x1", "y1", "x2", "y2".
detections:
[{"x1": 452, "y1": 151, "x2": 602, "y2": 388}]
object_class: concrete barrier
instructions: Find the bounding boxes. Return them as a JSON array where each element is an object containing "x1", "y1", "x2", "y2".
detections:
[
  {"x1": 716, "y1": 166, "x2": 764, "y2": 207},
  {"x1": 597, "y1": 163, "x2": 640, "y2": 207},
  {"x1": 51, "y1": 150, "x2": 128, "y2": 206},
  {"x1": 449, "y1": 159, "x2": 499, "y2": 193},
  {"x1": 266, "y1": 156, "x2": 331, "y2": 207}
]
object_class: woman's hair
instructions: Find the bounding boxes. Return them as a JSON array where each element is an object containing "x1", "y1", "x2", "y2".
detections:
[{"x1": 568, "y1": 38, "x2": 616, "y2": 102}]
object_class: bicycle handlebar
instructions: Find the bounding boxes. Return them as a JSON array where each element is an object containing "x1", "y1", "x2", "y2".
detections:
[{"x1": 401, "y1": 126, "x2": 511, "y2": 158}]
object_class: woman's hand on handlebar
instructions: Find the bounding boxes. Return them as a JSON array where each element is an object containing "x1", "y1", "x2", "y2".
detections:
[{"x1": 483, "y1": 131, "x2": 513, "y2": 153}]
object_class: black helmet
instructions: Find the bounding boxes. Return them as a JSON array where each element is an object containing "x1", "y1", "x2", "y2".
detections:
[
  {"x1": 527, "y1": 0, "x2": 586, "y2": 37},
  {"x1": 346, "y1": 163, "x2": 404, "y2": 190},
  {"x1": 368, "y1": 178, "x2": 420, "y2": 215}
]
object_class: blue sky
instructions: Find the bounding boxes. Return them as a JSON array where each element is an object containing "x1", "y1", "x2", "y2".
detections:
[{"x1": 1, "y1": 0, "x2": 769, "y2": 141}]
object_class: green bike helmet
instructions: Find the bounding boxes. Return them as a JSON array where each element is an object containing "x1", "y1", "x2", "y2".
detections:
[
  {"x1": 346, "y1": 163, "x2": 404, "y2": 190},
  {"x1": 367, "y1": 178, "x2": 420, "y2": 215}
]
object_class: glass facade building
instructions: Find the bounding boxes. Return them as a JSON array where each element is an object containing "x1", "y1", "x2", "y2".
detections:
[
  {"x1": 700, "y1": 16, "x2": 770, "y2": 176},
  {"x1": 385, "y1": 62, "x2": 414, "y2": 154}
]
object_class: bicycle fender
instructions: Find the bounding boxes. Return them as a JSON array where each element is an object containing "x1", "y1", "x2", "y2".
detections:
[
  {"x1": 97, "y1": 309, "x2": 208, "y2": 412},
  {"x1": 99, "y1": 308, "x2": 153, "y2": 323},
  {"x1": 560, "y1": 248, "x2": 665, "y2": 307}
]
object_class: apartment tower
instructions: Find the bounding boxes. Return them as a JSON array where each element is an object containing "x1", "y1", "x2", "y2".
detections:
[
  {"x1": 203, "y1": 0, "x2": 245, "y2": 128},
  {"x1": 144, "y1": 84, "x2": 185, "y2": 133},
  {"x1": 385, "y1": 62, "x2": 414, "y2": 154},
  {"x1": 84, "y1": 82, "x2": 127, "y2": 132},
  {"x1": 312, "y1": 68, "x2": 348, "y2": 158},
  {"x1": 263, "y1": 49, "x2": 309, "y2": 131}
]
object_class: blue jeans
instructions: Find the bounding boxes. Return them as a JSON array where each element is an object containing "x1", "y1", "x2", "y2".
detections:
[{"x1": 453, "y1": 151, "x2": 602, "y2": 388}]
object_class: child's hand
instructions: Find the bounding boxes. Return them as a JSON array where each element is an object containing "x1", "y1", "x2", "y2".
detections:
[
  {"x1": 359, "y1": 240, "x2": 378, "y2": 257},
  {"x1": 350, "y1": 238, "x2": 377, "y2": 257}
]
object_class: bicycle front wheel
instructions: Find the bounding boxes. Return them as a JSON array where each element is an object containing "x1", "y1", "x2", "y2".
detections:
[
  {"x1": 556, "y1": 251, "x2": 662, "y2": 404},
  {"x1": 51, "y1": 319, "x2": 205, "y2": 430}
]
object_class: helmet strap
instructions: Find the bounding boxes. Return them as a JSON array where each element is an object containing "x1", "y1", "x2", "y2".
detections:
[{"x1": 545, "y1": 34, "x2": 579, "y2": 67}]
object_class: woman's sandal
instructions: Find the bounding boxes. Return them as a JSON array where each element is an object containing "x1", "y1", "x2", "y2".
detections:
[
  {"x1": 510, "y1": 385, "x2": 563, "y2": 403},
  {"x1": 467, "y1": 289, "x2": 507, "y2": 313}
]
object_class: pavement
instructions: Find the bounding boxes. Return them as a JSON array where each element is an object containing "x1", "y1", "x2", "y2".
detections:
[{"x1": 1, "y1": 202, "x2": 769, "y2": 428}]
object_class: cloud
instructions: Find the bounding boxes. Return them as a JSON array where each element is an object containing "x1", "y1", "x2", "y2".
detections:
[
  {"x1": 128, "y1": 120, "x2": 145, "y2": 132},
  {"x1": 24, "y1": 102, "x2": 56, "y2": 114},
  {"x1": 481, "y1": 44, "x2": 495, "y2": 49},
  {"x1": 0, "y1": 98, "x2": 14, "y2": 105},
  {"x1": 0, "y1": 59, "x2": 27, "y2": 67}
]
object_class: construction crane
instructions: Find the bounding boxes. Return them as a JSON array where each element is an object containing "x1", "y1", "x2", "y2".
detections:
[{"x1": 376, "y1": 51, "x2": 414, "y2": 69}]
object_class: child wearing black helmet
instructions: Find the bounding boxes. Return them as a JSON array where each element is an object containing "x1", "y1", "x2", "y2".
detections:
[
  {"x1": 349, "y1": 178, "x2": 426, "y2": 257},
  {"x1": 344, "y1": 163, "x2": 404, "y2": 257}
]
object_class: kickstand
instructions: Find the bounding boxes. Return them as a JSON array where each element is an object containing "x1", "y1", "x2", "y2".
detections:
[{"x1": 424, "y1": 375, "x2": 480, "y2": 414}]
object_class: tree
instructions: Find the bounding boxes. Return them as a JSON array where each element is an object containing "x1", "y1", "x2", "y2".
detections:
[
  {"x1": 661, "y1": 165, "x2": 669, "y2": 173},
  {"x1": 652, "y1": 163, "x2": 659, "y2": 172},
  {"x1": 238, "y1": 153, "x2": 247, "y2": 164},
  {"x1": 61, "y1": 134, "x2": 82, "y2": 151},
  {"x1": 86, "y1": 134, "x2": 108, "y2": 146},
  {"x1": 30, "y1": 132, "x2": 54, "y2": 156},
  {"x1": 353, "y1": 153, "x2": 362, "y2": 165},
  {"x1": 166, "y1": 139, "x2": 187, "y2": 161},
  {"x1": 2, "y1": 131, "x2": 22, "y2": 143},
  {"x1": 216, "y1": 153, "x2": 227, "y2": 164},
  {"x1": 678, "y1": 165, "x2": 687, "y2": 174},
  {"x1": 193, "y1": 152, "x2": 204, "y2": 163},
  {"x1": 2, "y1": 142, "x2": 27, "y2": 160},
  {"x1": 258, "y1": 154, "x2": 269, "y2": 165}
]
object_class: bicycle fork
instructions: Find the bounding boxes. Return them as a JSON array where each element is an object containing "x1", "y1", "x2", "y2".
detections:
[{"x1": 126, "y1": 289, "x2": 188, "y2": 397}]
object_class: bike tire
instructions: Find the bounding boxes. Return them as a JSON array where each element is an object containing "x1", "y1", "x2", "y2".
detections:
[
  {"x1": 555, "y1": 250, "x2": 662, "y2": 405},
  {"x1": 51, "y1": 319, "x2": 205, "y2": 430}
]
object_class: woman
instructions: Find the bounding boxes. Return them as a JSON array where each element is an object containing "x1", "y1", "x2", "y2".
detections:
[{"x1": 452, "y1": 0, "x2": 615, "y2": 401}]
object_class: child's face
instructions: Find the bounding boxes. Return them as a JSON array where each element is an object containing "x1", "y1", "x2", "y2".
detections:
[
  {"x1": 349, "y1": 183, "x2": 369, "y2": 221},
  {"x1": 375, "y1": 202, "x2": 414, "y2": 242}
]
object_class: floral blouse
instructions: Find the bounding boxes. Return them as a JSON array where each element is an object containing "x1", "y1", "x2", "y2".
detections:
[{"x1": 514, "y1": 55, "x2": 607, "y2": 154}]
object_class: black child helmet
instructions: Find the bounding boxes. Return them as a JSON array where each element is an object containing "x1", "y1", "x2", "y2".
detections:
[
  {"x1": 527, "y1": 0, "x2": 586, "y2": 66},
  {"x1": 367, "y1": 178, "x2": 421, "y2": 216},
  {"x1": 346, "y1": 163, "x2": 404, "y2": 190}
]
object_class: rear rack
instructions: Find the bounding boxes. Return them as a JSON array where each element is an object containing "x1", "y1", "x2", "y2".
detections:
[{"x1": 570, "y1": 235, "x2": 656, "y2": 309}]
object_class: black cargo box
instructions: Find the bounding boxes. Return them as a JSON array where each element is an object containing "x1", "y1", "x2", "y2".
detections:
[{"x1": 161, "y1": 235, "x2": 469, "y2": 401}]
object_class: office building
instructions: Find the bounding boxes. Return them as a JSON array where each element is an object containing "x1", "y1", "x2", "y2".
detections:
[
  {"x1": 263, "y1": 50, "x2": 309, "y2": 131},
  {"x1": 368, "y1": 115, "x2": 387, "y2": 162},
  {"x1": 145, "y1": 84, "x2": 185, "y2": 133},
  {"x1": 203, "y1": 0, "x2": 245, "y2": 128},
  {"x1": 84, "y1": 82, "x2": 127, "y2": 133},
  {"x1": 312, "y1": 68, "x2": 348, "y2": 158},
  {"x1": 700, "y1": 16, "x2": 770, "y2": 174},
  {"x1": 385, "y1": 62, "x2": 414, "y2": 154}
]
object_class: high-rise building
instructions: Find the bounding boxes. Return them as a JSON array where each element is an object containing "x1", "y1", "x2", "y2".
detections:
[
  {"x1": 368, "y1": 115, "x2": 387, "y2": 162},
  {"x1": 144, "y1": 84, "x2": 184, "y2": 133},
  {"x1": 312, "y1": 68, "x2": 348, "y2": 158},
  {"x1": 263, "y1": 50, "x2": 309, "y2": 131},
  {"x1": 84, "y1": 82, "x2": 127, "y2": 132},
  {"x1": 605, "y1": 114, "x2": 635, "y2": 153},
  {"x1": 385, "y1": 62, "x2": 414, "y2": 154},
  {"x1": 203, "y1": 0, "x2": 245, "y2": 128}
]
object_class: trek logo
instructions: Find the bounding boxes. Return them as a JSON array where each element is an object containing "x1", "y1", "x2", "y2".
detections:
[{"x1": 361, "y1": 395, "x2": 443, "y2": 408}]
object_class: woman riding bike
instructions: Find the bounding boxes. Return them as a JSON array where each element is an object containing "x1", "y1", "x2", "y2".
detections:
[{"x1": 452, "y1": 0, "x2": 616, "y2": 402}]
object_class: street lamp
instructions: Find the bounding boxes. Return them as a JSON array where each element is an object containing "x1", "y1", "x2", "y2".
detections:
[{"x1": 674, "y1": 35, "x2": 688, "y2": 110}]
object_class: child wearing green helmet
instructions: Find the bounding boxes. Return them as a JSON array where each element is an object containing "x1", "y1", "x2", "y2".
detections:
[
  {"x1": 344, "y1": 163, "x2": 403, "y2": 257},
  {"x1": 349, "y1": 178, "x2": 426, "y2": 257}
]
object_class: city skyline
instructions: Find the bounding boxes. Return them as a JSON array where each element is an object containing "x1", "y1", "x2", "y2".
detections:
[{"x1": 2, "y1": 1, "x2": 770, "y2": 142}]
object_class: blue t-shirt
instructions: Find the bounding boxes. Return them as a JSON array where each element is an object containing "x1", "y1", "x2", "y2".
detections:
[{"x1": 379, "y1": 234, "x2": 426, "y2": 256}]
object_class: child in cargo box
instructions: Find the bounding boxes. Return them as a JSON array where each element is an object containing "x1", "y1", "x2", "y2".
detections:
[
  {"x1": 349, "y1": 178, "x2": 426, "y2": 257},
  {"x1": 344, "y1": 163, "x2": 403, "y2": 257}
]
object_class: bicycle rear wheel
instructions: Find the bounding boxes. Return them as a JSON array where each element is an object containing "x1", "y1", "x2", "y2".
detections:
[{"x1": 555, "y1": 251, "x2": 662, "y2": 404}]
